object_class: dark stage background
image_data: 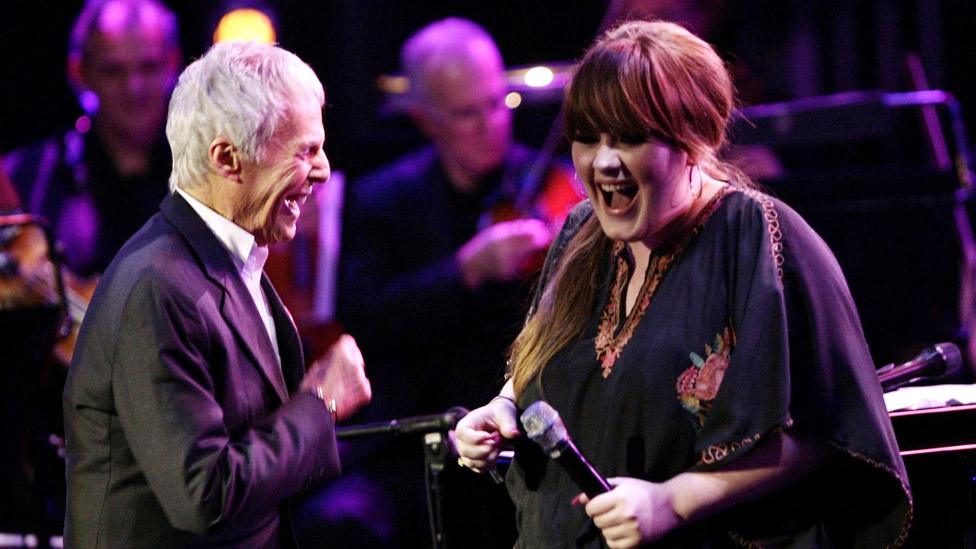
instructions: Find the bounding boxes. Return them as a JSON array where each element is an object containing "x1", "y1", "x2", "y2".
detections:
[
  {"x1": 2, "y1": 1, "x2": 975, "y2": 176},
  {"x1": 4, "y1": 2, "x2": 976, "y2": 547}
]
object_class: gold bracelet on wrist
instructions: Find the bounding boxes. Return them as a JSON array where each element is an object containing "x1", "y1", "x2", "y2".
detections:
[{"x1": 314, "y1": 386, "x2": 338, "y2": 424}]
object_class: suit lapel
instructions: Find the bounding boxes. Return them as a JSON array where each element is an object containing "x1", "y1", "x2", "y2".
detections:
[
  {"x1": 262, "y1": 275, "x2": 306, "y2": 394},
  {"x1": 219, "y1": 273, "x2": 290, "y2": 402},
  {"x1": 161, "y1": 193, "x2": 289, "y2": 403}
]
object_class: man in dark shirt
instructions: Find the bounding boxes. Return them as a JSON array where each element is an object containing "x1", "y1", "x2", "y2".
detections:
[
  {"x1": 4, "y1": 0, "x2": 180, "y2": 278},
  {"x1": 334, "y1": 17, "x2": 577, "y2": 546},
  {"x1": 341, "y1": 17, "x2": 573, "y2": 418}
]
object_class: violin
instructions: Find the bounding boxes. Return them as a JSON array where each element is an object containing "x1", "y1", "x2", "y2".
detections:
[
  {"x1": 0, "y1": 214, "x2": 97, "y2": 367},
  {"x1": 483, "y1": 161, "x2": 581, "y2": 231}
]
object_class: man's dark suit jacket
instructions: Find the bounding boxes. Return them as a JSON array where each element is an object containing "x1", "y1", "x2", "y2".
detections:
[{"x1": 63, "y1": 192, "x2": 339, "y2": 548}]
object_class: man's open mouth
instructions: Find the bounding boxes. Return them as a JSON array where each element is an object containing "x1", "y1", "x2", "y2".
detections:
[{"x1": 283, "y1": 191, "x2": 310, "y2": 215}]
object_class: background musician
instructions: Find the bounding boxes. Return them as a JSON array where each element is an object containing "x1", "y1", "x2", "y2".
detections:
[
  {"x1": 340, "y1": 16, "x2": 577, "y2": 423},
  {"x1": 3, "y1": 0, "x2": 180, "y2": 280},
  {"x1": 332, "y1": 17, "x2": 578, "y2": 546}
]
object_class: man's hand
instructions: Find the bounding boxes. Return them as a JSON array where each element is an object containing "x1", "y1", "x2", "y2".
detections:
[
  {"x1": 300, "y1": 334, "x2": 371, "y2": 422},
  {"x1": 457, "y1": 219, "x2": 552, "y2": 288}
]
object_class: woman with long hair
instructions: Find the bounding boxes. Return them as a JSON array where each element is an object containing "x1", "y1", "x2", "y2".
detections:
[{"x1": 455, "y1": 20, "x2": 911, "y2": 548}]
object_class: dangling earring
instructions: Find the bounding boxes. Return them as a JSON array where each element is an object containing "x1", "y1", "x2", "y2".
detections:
[
  {"x1": 572, "y1": 172, "x2": 584, "y2": 195},
  {"x1": 688, "y1": 164, "x2": 703, "y2": 199},
  {"x1": 696, "y1": 165, "x2": 704, "y2": 199}
]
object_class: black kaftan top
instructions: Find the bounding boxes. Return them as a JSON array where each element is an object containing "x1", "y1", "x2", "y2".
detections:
[{"x1": 507, "y1": 188, "x2": 912, "y2": 548}]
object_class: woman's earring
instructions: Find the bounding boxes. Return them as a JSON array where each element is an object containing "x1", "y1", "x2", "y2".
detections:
[{"x1": 688, "y1": 164, "x2": 704, "y2": 198}]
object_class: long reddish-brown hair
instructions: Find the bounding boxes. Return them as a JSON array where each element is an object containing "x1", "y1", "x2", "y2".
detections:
[{"x1": 508, "y1": 20, "x2": 746, "y2": 398}]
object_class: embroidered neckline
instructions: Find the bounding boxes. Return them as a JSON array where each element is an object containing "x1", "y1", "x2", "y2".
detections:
[{"x1": 595, "y1": 187, "x2": 730, "y2": 377}]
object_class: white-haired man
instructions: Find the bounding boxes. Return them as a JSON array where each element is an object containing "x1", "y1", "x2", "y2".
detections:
[
  {"x1": 63, "y1": 41, "x2": 371, "y2": 548},
  {"x1": 336, "y1": 17, "x2": 576, "y2": 545}
]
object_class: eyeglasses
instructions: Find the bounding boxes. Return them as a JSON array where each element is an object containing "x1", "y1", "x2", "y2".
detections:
[{"x1": 427, "y1": 93, "x2": 509, "y2": 130}]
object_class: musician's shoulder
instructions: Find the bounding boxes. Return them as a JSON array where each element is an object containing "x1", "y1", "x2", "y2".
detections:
[
  {"x1": 353, "y1": 147, "x2": 438, "y2": 198},
  {"x1": 3, "y1": 129, "x2": 77, "y2": 190}
]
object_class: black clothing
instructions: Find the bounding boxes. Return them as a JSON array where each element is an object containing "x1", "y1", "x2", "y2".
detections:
[
  {"x1": 64, "y1": 193, "x2": 339, "y2": 547},
  {"x1": 340, "y1": 144, "x2": 570, "y2": 417},
  {"x1": 336, "y1": 144, "x2": 572, "y2": 547},
  {"x1": 508, "y1": 191, "x2": 912, "y2": 548},
  {"x1": 4, "y1": 126, "x2": 171, "y2": 277}
]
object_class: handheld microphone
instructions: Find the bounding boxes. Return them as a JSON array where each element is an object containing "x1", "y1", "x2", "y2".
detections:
[
  {"x1": 877, "y1": 342, "x2": 963, "y2": 392},
  {"x1": 521, "y1": 401, "x2": 610, "y2": 498},
  {"x1": 336, "y1": 406, "x2": 468, "y2": 439}
]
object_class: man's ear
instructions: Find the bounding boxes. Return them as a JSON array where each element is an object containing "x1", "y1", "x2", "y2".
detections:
[
  {"x1": 209, "y1": 138, "x2": 242, "y2": 182},
  {"x1": 408, "y1": 103, "x2": 439, "y2": 141}
]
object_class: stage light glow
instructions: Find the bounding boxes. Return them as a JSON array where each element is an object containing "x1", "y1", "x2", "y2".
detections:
[
  {"x1": 75, "y1": 115, "x2": 91, "y2": 134},
  {"x1": 524, "y1": 66, "x2": 554, "y2": 88},
  {"x1": 213, "y1": 8, "x2": 276, "y2": 44},
  {"x1": 377, "y1": 75, "x2": 410, "y2": 95},
  {"x1": 505, "y1": 92, "x2": 522, "y2": 109}
]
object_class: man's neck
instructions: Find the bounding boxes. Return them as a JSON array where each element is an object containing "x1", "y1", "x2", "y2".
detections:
[
  {"x1": 180, "y1": 181, "x2": 232, "y2": 221},
  {"x1": 439, "y1": 155, "x2": 484, "y2": 195},
  {"x1": 95, "y1": 124, "x2": 154, "y2": 177}
]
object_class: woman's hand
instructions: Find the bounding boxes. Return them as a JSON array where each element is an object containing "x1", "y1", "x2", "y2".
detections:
[
  {"x1": 453, "y1": 396, "x2": 521, "y2": 472},
  {"x1": 575, "y1": 477, "x2": 683, "y2": 548}
]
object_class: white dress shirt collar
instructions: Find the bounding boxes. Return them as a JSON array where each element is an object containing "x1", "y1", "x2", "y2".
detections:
[
  {"x1": 175, "y1": 188, "x2": 280, "y2": 363},
  {"x1": 175, "y1": 187, "x2": 268, "y2": 274}
]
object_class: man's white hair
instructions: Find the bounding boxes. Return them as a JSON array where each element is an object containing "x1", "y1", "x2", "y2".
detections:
[{"x1": 166, "y1": 41, "x2": 324, "y2": 191}]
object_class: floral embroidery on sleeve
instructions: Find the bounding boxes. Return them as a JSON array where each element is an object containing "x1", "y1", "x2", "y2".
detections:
[{"x1": 676, "y1": 324, "x2": 736, "y2": 426}]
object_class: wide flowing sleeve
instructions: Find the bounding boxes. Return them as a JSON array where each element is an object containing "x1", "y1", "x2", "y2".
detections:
[{"x1": 688, "y1": 191, "x2": 912, "y2": 547}]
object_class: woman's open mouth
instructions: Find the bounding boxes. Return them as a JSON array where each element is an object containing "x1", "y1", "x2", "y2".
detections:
[{"x1": 598, "y1": 182, "x2": 638, "y2": 214}]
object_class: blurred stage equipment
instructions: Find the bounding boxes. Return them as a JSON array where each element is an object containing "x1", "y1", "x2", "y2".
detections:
[
  {"x1": 889, "y1": 399, "x2": 976, "y2": 548},
  {"x1": 211, "y1": 1, "x2": 277, "y2": 45},
  {"x1": 377, "y1": 61, "x2": 575, "y2": 113},
  {"x1": 878, "y1": 342, "x2": 964, "y2": 391},
  {"x1": 336, "y1": 407, "x2": 468, "y2": 549}
]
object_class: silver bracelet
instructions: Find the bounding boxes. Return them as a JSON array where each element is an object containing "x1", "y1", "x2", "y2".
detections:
[{"x1": 490, "y1": 394, "x2": 517, "y2": 407}]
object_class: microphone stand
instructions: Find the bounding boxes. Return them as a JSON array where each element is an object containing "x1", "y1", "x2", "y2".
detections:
[
  {"x1": 335, "y1": 407, "x2": 467, "y2": 549},
  {"x1": 423, "y1": 429, "x2": 450, "y2": 549}
]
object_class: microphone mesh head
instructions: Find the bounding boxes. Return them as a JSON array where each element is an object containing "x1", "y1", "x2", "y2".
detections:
[
  {"x1": 934, "y1": 342, "x2": 963, "y2": 378},
  {"x1": 521, "y1": 401, "x2": 567, "y2": 453}
]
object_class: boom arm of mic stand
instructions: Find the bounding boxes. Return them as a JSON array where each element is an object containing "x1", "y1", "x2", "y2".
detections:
[
  {"x1": 335, "y1": 419, "x2": 401, "y2": 439},
  {"x1": 336, "y1": 407, "x2": 468, "y2": 440}
]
